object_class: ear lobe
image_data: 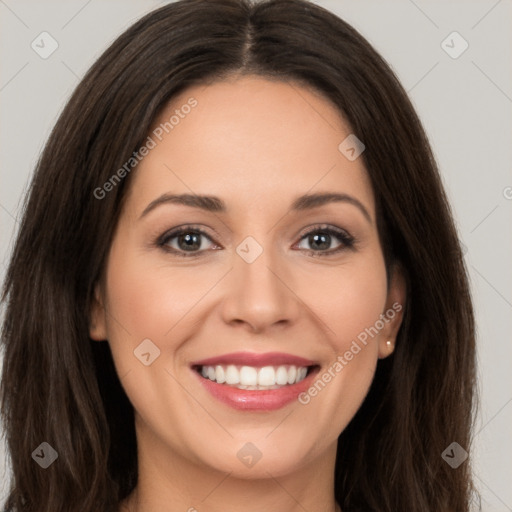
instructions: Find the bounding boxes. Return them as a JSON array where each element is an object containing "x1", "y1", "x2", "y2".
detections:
[
  {"x1": 89, "y1": 283, "x2": 108, "y2": 341},
  {"x1": 378, "y1": 263, "x2": 406, "y2": 359}
]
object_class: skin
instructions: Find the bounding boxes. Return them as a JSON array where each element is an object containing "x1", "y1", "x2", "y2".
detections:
[{"x1": 90, "y1": 75, "x2": 405, "y2": 512}]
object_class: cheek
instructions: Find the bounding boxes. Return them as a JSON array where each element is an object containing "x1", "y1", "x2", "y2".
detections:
[
  {"x1": 102, "y1": 244, "x2": 222, "y2": 355},
  {"x1": 304, "y1": 256, "x2": 388, "y2": 351},
  {"x1": 295, "y1": 254, "x2": 388, "y2": 424}
]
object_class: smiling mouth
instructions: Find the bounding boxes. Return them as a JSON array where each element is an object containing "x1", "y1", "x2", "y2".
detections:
[{"x1": 192, "y1": 364, "x2": 319, "y2": 390}]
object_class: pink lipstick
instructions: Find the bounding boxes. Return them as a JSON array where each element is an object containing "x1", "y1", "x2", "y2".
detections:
[{"x1": 190, "y1": 351, "x2": 320, "y2": 411}]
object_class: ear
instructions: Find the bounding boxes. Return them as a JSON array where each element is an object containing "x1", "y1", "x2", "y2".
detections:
[
  {"x1": 378, "y1": 263, "x2": 406, "y2": 359},
  {"x1": 89, "y1": 282, "x2": 108, "y2": 342}
]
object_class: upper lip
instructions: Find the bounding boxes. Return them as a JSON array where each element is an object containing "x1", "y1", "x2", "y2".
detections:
[{"x1": 191, "y1": 351, "x2": 317, "y2": 368}]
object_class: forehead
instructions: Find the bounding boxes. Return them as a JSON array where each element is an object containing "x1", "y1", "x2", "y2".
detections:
[{"x1": 124, "y1": 76, "x2": 375, "y2": 219}]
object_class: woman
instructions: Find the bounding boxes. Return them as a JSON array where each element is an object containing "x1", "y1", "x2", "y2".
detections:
[{"x1": 0, "y1": 0, "x2": 477, "y2": 511}]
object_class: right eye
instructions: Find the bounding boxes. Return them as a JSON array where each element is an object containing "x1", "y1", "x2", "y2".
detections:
[{"x1": 157, "y1": 226, "x2": 220, "y2": 257}]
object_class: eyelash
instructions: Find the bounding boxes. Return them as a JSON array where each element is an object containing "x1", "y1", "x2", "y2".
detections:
[{"x1": 156, "y1": 224, "x2": 356, "y2": 258}]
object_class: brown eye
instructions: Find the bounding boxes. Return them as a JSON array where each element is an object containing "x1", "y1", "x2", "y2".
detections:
[
  {"x1": 295, "y1": 225, "x2": 355, "y2": 255},
  {"x1": 174, "y1": 232, "x2": 202, "y2": 252},
  {"x1": 158, "y1": 227, "x2": 217, "y2": 257}
]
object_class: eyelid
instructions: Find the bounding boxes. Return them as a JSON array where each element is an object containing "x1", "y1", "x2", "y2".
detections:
[{"x1": 295, "y1": 223, "x2": 354, "y2": 242}]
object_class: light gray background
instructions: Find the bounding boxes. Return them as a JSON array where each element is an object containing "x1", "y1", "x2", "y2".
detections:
[{"x1": 1, "y1": 0, "x2": 511, "y2": 510}]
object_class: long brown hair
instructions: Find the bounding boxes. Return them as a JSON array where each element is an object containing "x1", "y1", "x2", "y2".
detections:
[{"x1": 1, "y1": 0, "x2": 477, "y2": 510}]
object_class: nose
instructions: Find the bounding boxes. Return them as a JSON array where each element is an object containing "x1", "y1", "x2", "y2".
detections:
[{"x1": 220, "y1": 242, "x2": 302, "y2": 334}]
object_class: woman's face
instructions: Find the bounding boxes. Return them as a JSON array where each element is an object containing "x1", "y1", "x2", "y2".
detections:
[{"x1": 90, "y1": 75, "x2": 405, "y2": 480}]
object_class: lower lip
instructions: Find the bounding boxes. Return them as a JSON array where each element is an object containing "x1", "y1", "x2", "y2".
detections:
[{"x1": 193, "y1": 367, "x2": 319, "y2": 411}]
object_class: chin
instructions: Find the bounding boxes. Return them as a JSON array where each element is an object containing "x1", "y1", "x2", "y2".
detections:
[{"x1": 194, "y1": 437, "x2": 316, "y2": 479}]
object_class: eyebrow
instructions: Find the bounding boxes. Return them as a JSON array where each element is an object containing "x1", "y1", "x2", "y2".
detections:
[{"x1": 139, "y1": 192, "x2": 372, "y2": 224}]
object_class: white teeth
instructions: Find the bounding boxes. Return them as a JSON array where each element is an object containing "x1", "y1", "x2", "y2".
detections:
[
  {"x1": 198, "y1": 364, "x2": 310, "y2": 388},
  {"x1": 287, "y1": 365, "x2": 297, "y2": 385},
  {"x1": 225, "y1": 365, "x2": 240, "y2": 385},
  {"x1": 258, "y1": 366, "x2": 275, "y2": 386},
  {"x1": 215, "y1": 365, "x2": 225, "y2": 384},
  {"x1": 240, "y1": 366, "x2": 258, "y2": 386},
  {"x1": 275, "y1": 366, "x2": 288, "y2": 385}
]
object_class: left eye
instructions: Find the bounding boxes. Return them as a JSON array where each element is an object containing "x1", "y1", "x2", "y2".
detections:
[{"x1": 295, "y1": 226, "x2": 354, "y2": 254}]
